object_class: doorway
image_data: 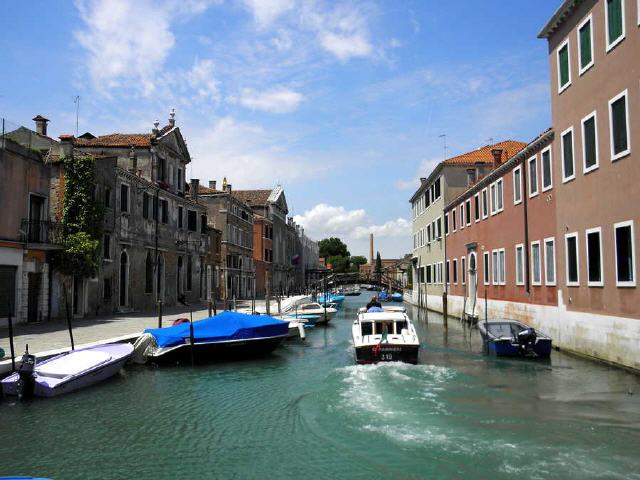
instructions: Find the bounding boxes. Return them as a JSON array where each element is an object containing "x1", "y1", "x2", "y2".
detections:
[{"x1": 27, "y1": 272, "x2": 41, "y2": 322}]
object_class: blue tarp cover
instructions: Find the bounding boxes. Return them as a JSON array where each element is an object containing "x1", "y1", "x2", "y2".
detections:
[{"x1": 144, "y1": 311, "x2": 289, "y2": 348}]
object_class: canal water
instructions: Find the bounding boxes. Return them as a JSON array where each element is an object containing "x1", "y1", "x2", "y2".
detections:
[{"x1": 1, "y1": 295, "x2": 640, "y2": 479}]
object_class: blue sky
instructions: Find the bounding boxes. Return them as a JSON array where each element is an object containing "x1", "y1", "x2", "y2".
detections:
[{"x1": 0, "y1": 0, "x2": 559, "y2": 257}]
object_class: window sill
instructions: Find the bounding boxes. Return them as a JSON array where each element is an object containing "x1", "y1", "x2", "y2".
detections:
[
  {"x1": 587, "y1": 282, "x2": 604, "y2": 288},
  {"x1": 578, "y1": 61, "x2": 594, "y2": 77},
  {"x1": 562, "y1": 175, "x2": 575, "y2": 184},
  {"x1": 616, "y1": 282, "x2": 636, "y2": 288},
  {"x1": 558, "y1": 82, "x2": 571, "y2": 95},
  {"x1": 611, "y1": 149, "x2": 630, "y2": 162},
  {"x1": 606, "y1": 35, "x2": 625, "y2": 53},
  {"x1": 583, "y1": 164, "x2": 599, "y2": 175},
  {"x1": 542, "y1": 185, "x2": 553, "y2": 193},
  {"x1": 566, "y1": 282, "x2": 580, "y2": 287}
]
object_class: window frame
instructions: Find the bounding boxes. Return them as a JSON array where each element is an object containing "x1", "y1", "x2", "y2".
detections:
[
  {"x1": 483, "y1": 251, "x2": 490, "y2": 286},
  {"x1": 119, "y1": 182, "x2": 130, "y2": 213},
  {"x1": 490, "y1": 183, "x2": 497, "y2": 215},
  {"x1": 614, "y1": 220, "x2": 636, "y2": 287},
  {"x1": 544, "y1": 237, "x2": 556, "y2": 286},
  {"x1": 577, "y1": 13, "x2": 594, "y2": 75},
  {"x1": 461, "y1": 257, "x2": 466, "y2": 285},
  {"x1": 581, "y1": 110, "x2": 599, "y2": 174},
  {"x1": 492, "y1": 250, "x2": 499, "y2": 286},
  {"x1": 528, "y1": 156, "x2": 538, "y2": 198},
  {"x1": 556, "y1": 38, "x2": 571, "y2": 94},
  {"x1": 586, "y1": 227, "x2": 604, "y2": 287},
  {"x1": 565, "y1": 232, "x2": 580, "y2": 287},
  {"x1": 452, "y1": 209, "x2": 457, "y2": 232},
  {"x1": 561, "y1": 126, "x2": 576, "y2": 183},
  {"x1": 445, "y1": 213, "x2": 449, "y2": 236},
  {"x1": 498, "y1": 248, "x2": 506, "y2": 285},
  {"x1": 465, "y1": 199, "x2": 471, "y2": 226},
  {"x1": 531, "y1": 240, "x2": 542, "y2": 286},
  {"x1": 495, "y1": 179, "x2": 504, "y2": 213},
  {"x1": 453, "y1": 258, "x2": 458, "y2": 284},
  {"x1": 446, "y1": 260, "x2": 450, "y2": 284},
  {"x1": 513, "y1": 166, "x2": 522, "y2": 205},
  {"x1": 481, "y1": 188, "x2": 488, "y2": 219},
  {"x1": 608, "y1": 89, "x2": 631, "y2": 162},
  {"x1": 541, "y1": 146, "x2": 553, "y2": 192},
  {"x1": 515, "y1": 243, "x2": 525, "y2": 286},
  {"x1": 605, "y1": 0, "x2": 626, "y2": 52},
  {"x1": 460, "y1": 204, "x2": 465, "y2": 229},
  {"x1": 474, "y1": 193, "x2": 480, "y2": 222}
]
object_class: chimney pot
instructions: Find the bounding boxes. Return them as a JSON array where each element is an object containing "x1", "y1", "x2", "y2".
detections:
[
  {"x1": 58, "y1": 134, "x2": 74, "y2": 157},
  {"x1": 226, "y1": 183, "x2": 232, "y2": 193},
  {"x1": 209, "y1": 180, "x2": 216, "y2": 190},
  {"x1": 128, "y1": 146, "x2": 138, "y2": 174},
  {"x1": 466, "y1": 168, "x2": 477, "y2": 186},
  {"x1": 152, "y1": 120, "x2": 160, "y2": 135},
  {"x1": 168, "y1": 108, "x2": 175, "y2": 127},
  {"x1": 33, "y1": 115, "x2": 49, "y2": 136},
  {"x1": 190, "y1": 178, "x2": 200, "y2": 203},
  {"x1": 491, "y1": 148, "x2": 503, "y2": 167}
]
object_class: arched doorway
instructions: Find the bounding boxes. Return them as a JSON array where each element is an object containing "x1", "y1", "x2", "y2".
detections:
[
  {"x1": 465, "y1": 251, "x2": 478, "y2": 318},
  {"x1": 119, "y1": 251, "x2": 128, "y2": 307}
]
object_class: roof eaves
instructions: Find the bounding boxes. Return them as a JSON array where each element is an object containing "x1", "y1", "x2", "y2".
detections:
[{"x1": 538, "y1": 0, "x2": 581, "y2": 39}]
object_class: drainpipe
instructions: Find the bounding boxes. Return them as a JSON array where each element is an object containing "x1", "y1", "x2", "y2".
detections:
[{"x1": 521, "y1": 158, "x2": 530, "y2": 295}]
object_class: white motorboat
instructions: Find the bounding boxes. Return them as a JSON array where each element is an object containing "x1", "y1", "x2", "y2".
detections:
[
  {"x1": 352, "y1": 308, "x2": 420, "y2": 364},
  {"x1": 295, "y1": 302, "x2": 337, "y2": 325}
]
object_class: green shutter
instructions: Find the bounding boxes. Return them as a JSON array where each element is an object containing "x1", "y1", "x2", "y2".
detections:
[
  {"x1": 559, "y1": 45, "x2": 569, "y2": 87},
  {"x1": 563, "y1": 131, "x2": 574, "y2": 177},
  {"x1": 579, "y1": 22, "x2": 592, "y2": 68},
  {"x1": 584, "y1": 117, "x2": 597, "y2": 169},
  {"x1": 607, "y1": 0, "x2": 623, "y2": 44},
  {"x1": 612, "y1": 96, "x2": 628, "y2": 155}
]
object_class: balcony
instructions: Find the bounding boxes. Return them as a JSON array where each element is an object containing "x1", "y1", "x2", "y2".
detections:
[{"x1": 20, "y1": 219, "x2": 64, "y2": 249}]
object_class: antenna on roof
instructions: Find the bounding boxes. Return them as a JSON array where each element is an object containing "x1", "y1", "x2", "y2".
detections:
[
  {"x1": 438, "y1": 134, "x2": 447, "y2": 161},
  {"x1": 486, "y1": 137, "x2": 494, "y2": 145},
  {"x1": 73, "y1": 95, "x2": 80, "y2": 136}
]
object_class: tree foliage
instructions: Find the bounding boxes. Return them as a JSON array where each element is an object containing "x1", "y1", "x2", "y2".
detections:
[
  {"x1": 350, "y1": 256, "x2": 367, "y2": 267},
  {"x1": 375, "y1": 251, "x2": 383, "y2": 282},
  {"x1": 327, "y1": 255, "x2": 350, "y2": 273},
  {"x1": 318, "y1": 237, "x2": 350, "y2": 259}
]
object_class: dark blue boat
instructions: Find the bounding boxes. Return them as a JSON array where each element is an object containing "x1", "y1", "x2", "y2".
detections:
[
  {"x1": 478, "y1": 319, "x2": 552, "y2": 358},
  {"x1": 142, "y1": 311, "x2": 289, "y2": 364},
  {"x1": 391, "y1": 293, "x2": 403, "y2": 302}
]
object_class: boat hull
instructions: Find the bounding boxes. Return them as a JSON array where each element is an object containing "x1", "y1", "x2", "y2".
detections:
[
  {"x1": 149, "y1": 335, "x2": 287, "y2": 365},
  {"x1": 354, "y1": 344, "x2": 419, "y2": 365},
  {"x1": 484, "y1": 338, "x2": 552, "y2": 358}
]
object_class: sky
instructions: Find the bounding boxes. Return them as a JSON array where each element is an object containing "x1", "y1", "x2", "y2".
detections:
[{"x1": 0, "y1": 0, "x2": 560, "y2": 258}]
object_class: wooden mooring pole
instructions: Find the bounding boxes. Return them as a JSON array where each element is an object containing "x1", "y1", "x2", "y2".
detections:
[
  {"x1": 7, "y1": 299, "x2": 16, "y2": 372},
  {"x1": 442, "y1": 291, "x2": 448, "y2": 330}
]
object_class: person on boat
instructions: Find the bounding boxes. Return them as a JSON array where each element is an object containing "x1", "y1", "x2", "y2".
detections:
[{"x1": 366, "y1": 296, "x2": 382, "y2": 312}]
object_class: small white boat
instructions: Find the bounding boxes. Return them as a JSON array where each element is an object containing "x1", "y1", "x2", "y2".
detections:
[
  {"x1": 352, "y1": 308, "x2": 420, "y2": 364},
  {"x1": 1, "y1": 343, "x2": 133, "y2": 398},
  {"x1": 295, "y1": 303, "x2": 337, "y2": 325}
]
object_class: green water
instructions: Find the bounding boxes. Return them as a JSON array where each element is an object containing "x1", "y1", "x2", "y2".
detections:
[{"x1": 1, "y1": 296, "x2": 640, "y2": 479}]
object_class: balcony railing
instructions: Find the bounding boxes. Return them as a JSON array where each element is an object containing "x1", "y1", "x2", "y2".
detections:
[{"x1": 20, "y1": 219, "x2": 65, "y2": 245}]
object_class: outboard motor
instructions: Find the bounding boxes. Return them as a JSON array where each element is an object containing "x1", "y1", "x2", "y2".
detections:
[
  {"x1": 17, "y1": 346, "x2": 37, "y2": 399},
  {"x1": 517, "y1": 328, "x2": 537, "y2": 354}
]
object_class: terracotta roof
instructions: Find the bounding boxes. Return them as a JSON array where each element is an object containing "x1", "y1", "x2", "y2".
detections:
[
  {"x1": 74, "y1": 133, "x2": 154, "y2": 148},
  {"x1": 443, "y1": 140, "x2": 527, "y2": 166},
  {"x1": 231, "y1": 189, "x2": 272, "y2": 205},
  {"x1": 197, "y1": 184, "x2": 219, "y2": 194}
]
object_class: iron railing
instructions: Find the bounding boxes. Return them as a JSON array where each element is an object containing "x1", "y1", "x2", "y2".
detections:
[{"x1": 20, "y1": 219, "x2": 65, "y2": 245}]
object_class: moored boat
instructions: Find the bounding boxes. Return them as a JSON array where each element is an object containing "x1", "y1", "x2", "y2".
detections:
[
  {"x1": 478, "y1": 319, "x2": 552, "y2": 358},
  {"x1": 1, "y1": 343, "x2": 133, "y2": 398},
  {"x1": 391, "y1": 292, "x2": 403, "y2": 302},
  {"x1": 295, "y1": 303, "x2": 337, "y2": 325},
  {"x1": 352, "y1": 308, "x2": 420, "y2": 364},
  {"x1": 136, "y1": 311, "x2": 289, "y2": 364}
]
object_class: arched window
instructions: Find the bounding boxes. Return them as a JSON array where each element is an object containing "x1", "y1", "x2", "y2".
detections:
[{"x1": 145, "y1": 251, "x2": 153, "y2": 294}]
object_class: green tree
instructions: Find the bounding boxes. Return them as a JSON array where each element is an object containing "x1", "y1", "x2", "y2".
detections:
[
  {"x1": 327, "y1": 255, "x2": 349, "y2": 273},
  {"x1": 375, "y1": 251, "x2": 383, "y2": 283},
  {"x1": 349, "y1": 255, "x2": 367, "y2": 272},
  {"x1": 318, "y1": 237, "x2": 350, "y2": 259}
]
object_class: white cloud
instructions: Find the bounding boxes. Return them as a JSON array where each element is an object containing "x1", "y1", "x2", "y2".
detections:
[
  {"x1": 241, "y1": 0, "x2": 294, "y2": 27},
  {"x1": 319, "y1": 32, "x2": 372, "y2": 61},
  {"x1": 186, "y1": 116, "x2": 320, "y2": 187},
  {"x1": 271, "y1": 29, "x2": 293, "y2": 51},
  {"x1": 237, "y1": 87, "x2": 304, "y2": 113},
  {"x1": 353, "y1": 218, "x2": 411, "y2": 240},
  {"x1": 74, "y1": 0, "x2": 175, "y2": 95}
]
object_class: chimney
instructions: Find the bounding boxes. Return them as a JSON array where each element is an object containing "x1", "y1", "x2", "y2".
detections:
[
  {"x1": 369, "y1": 233, "x2": 374, "y2": 265},
  {"x1": 226, "y1": 183, "x2": 232, "y2": 193},
  {"x1": 168, "y1": 108, "x2": 176, "y2": 127},
  {"x1": 128, "y1": 146, "x2": 138, "y2": 174},
  {"x1": 209, "y1": 180, "x2": 217, "y2": 190},
  {"x1": 466, "y1": 168, "x2": 477, "y2": 186},
  {"x1": 190, "y1": 178, "x2": 199, "y2": 203},
  {"x1": 33, "y1": 115, "x2": 49, "y2": 136},
  {"x1": 152, "y1": 120, "x2": 160, "y2": 135},
  {"x1": 491, "y1": 148, "x2": 503, "y2": 168},
  {"x1": 58, "y1": 134, "x2": 74, "y2": 157}
]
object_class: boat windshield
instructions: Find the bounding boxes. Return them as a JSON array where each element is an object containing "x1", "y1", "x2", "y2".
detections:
[{"x1": 487, "y1": 322, "x2": 521, "y2": 338}]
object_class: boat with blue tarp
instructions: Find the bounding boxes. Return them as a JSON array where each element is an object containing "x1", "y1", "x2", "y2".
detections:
[
  {"x1": 478, "y1": 319, "x2": 552, "y2": 358},
  {"x1": 135, "y1": 311, "x2": 289, "y2": 364},
  {"x1": 391, "y1": 292, "x2": 403, "y2": 302}
]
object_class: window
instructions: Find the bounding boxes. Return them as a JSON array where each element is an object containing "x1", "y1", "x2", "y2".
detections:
[
  {"x1": 120, "y1": 184, "x2": 129, "y2": 212},
  {"x1": 490, "y1": 183, "x2": 496, "y2": 214},
  {"x1": 609, "y1": 89, "x2": 630, "y2": 161},
  {"x1": 145, "y1": 252, "x2": 153, "y2": 294},
  {"x1": 453, "y1": 259, "x2": 458, "y2": 284},
  {"x1": 605, "y1": 0, "x2": 625, "y2": 51},
  {"x1": 152, "y1": 196, "x2": 158, "y2": 221},
  {"x1": 577, "y1": 14, "x2": 594, "y2": 74},
  {"x1": 483, "y1": 251, "x2": 490, "y2": 286},
  {"x1": 557, "y1": 40, "x2": 571, "y2": 93},
  {"x1": 496, "y1": 179, "x2": 504, "y2": 212},
  {"x1": 436, "y1": 217, "x2": 442, "y2": 239},
  {"x1": 187, "y1": 210, "x2": 197, "y2": 232},
  {"x1": 482, "y1": 188, "x2": 488, "y2": 219},
  {"x1": 426, "y1": 265, "x2": 432, "y2": 284},
  {"x1": 474, "y1": 194, "x2": 480, "y2": 222},
  {"x1": 586, "y1": 227, "x2": 603, "y2": 286},
  {"x1": 187, "y1": 256, "x2": 193, "y2": 291},
  {"x1": 427, "y1": 224, "x2": 431, "y2": 243},
  {"x1": 531, "y1": 241, "x2": 541, "y2": 286},
  {"x1": 103, "y1": 278, "x2": 112, "y2": 300},
  {"x1": 446, "y1": 260, "x2": 450, "y2": 283},
  {"x1": 541, "y1": 147, "x2": 552, "y2": 191},
  {"x1": 565, "y1": 233, "x2": 580, "y2": 286},
  {"x1": 513, "y1": 166, "x2": 522, "y2": 204},
  {"x1": 434, "y1": 177, "x2": 441, "y2": 199},
  {"x1": 614, "y1": 221, "x2": 636, "y2": 287},
  {"x1": 465, "y1": 199, "x2": 471, "y2": 225},
  {"x1": 544, "y1": 238, "x2": 556, "y2": 285},
  {"x1": 104, "y1": 187, "x2": 112, "y2": 208},
  {"x1": 201, "y1": 215, "x2": 208, "y2": 234},
  {"x1": 561, "y1": 126, "x2": 575, "y2": 182},
  {"x1": 515, "y1": 244, "x2": 525, "y2": 286},
  {"x1": 492, "y1": 250, "x2": 499, "y2": 285},
  {"x1": 461, "y1": 257, "x2": 466, "y2": 285},
  {"x1": 103, "y1": 234, "x2": 111, "y2": 260},
  {"x1": 445, "y1": 213, "x2": 449, "y2": 235},
  {"x1": 178, "y1": 206, "x2": 183, "y2": 229},
  {"x1": 528, "y1": 156, "x2": 538, "y2": 197},
  {"x1": 452, "y1": 210, "x2": 457, "y2": 231},
  {"x1": 498, "y1": 249, "x2": 506, "y2": 285},
  {"x1": 143, "y1": 192, "x2": 150, "y2": 219},
  {"x1": 161, "y1": 199, "x2": 168, "y2": 224},
  {"x1": 582, "y1": 111, "x2": 599, "y2": 173},
  {"x1": 460, "y1": 204, "x2": 465, "y2": 229}
]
